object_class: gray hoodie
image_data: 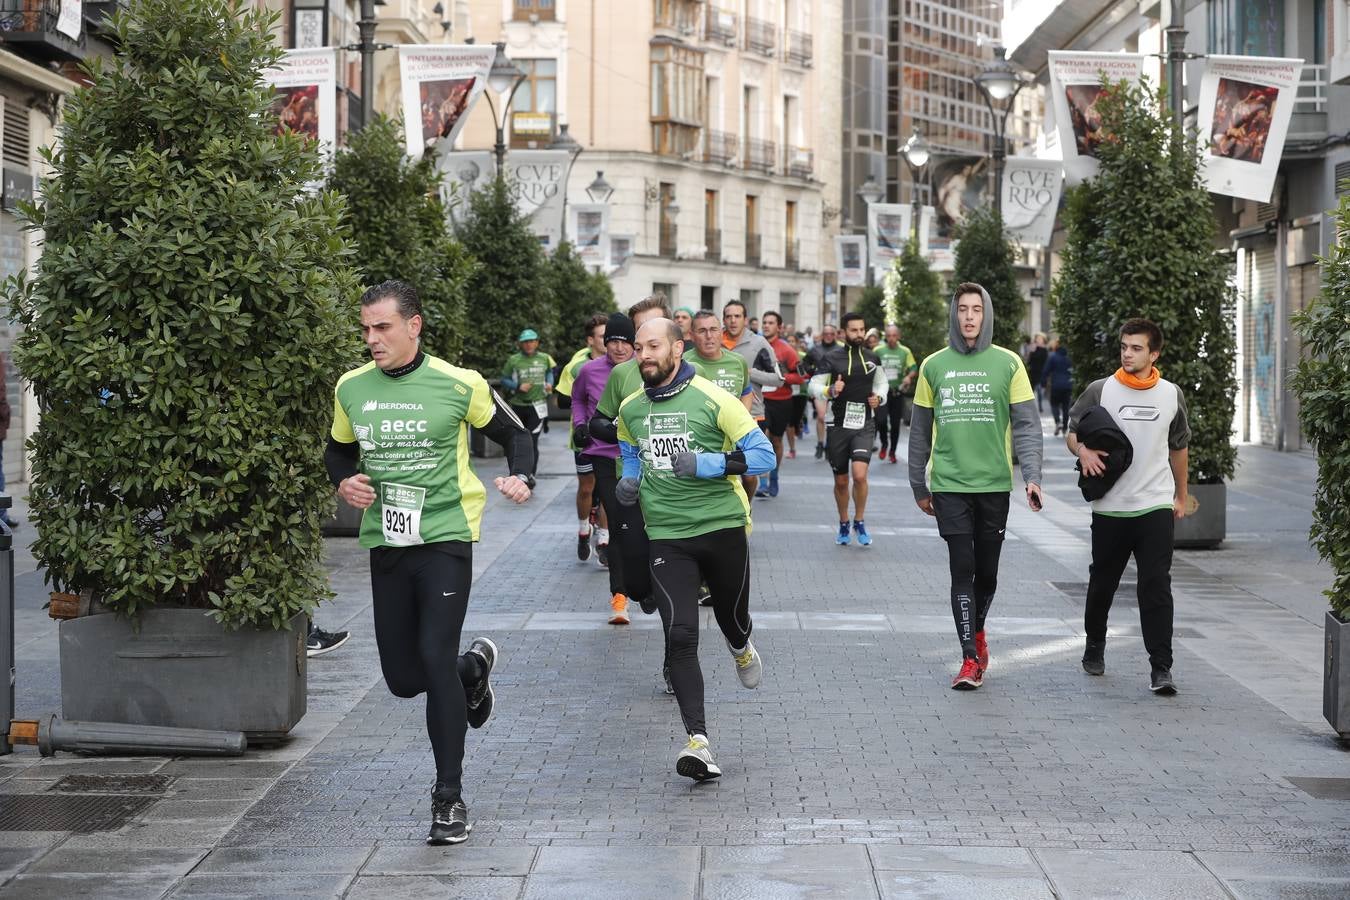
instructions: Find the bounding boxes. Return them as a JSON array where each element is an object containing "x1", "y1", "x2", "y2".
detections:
[{"x1": 908, "y1": 285, "x2": 1043, "y2": 501}]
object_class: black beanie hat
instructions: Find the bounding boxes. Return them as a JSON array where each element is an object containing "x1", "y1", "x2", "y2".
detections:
[{"x1": 604, "y1": 312, "x2": 635, "y2": 344}]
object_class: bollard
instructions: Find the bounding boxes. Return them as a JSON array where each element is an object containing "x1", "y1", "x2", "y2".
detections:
[{"x1": 10, "y1": 713, "x2": 247, "y2": 757}]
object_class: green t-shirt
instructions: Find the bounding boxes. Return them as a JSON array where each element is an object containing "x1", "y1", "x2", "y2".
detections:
[
  {"x1": 331, "y1": 357, "x2": 498, "y2": 548},
  {"x1": 683, "y1": 348, "x2": 749, "y2": 400},
  {"x1": 501, "y1": 350, "x2": 555, "y2": 408},
  {"x1": 616, "y1": 374, "x2": 758, "y2": 540},
  {"x1": 914, "y1": 345, "x2": 1034, "y2": 493},
  {"x1": 596, "y1": 357, "x2": 645, "y2": 419},
  {"x1": 875, "y1": 343, "x2": 918, "y2": 390}
]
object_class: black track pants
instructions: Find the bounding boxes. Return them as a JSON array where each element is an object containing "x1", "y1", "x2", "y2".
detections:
[
  {"x1": 585, "y1": 455, "x2": 626, "y2": 597},
  {"x1": 933, "y1": 492, "x2": 1010, "y2": 659},
  {"x1": 649, "y1": 526, "x2": 753, "y2": 738},
  {"x1": 370, "y1": 544, "x2": 484, "y2": 800},
  {"x1": 1084, "y1": 509, "x2": 1175, "y2": 669}
]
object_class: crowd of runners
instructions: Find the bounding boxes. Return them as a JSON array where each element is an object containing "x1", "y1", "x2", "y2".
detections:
[{"x1": 326, "y1": 280, "x2": 1191, "y2": 844}]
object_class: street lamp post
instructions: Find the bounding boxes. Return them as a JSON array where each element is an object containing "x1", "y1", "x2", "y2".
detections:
[
  {"x1": 484, "y1": 42, "x2": 527, "y2": 175},
  {"x1": 355, "y1": 0, "x2": 386, "y2": 131},
  {"x1": 900, "y1": 129, "x2": 931, "y2": 244},
  {"x1": 548, "y1": 123, "x2": 583, "y2": 245},
  {"x1": 856, "y1": 174, "x2": 885, "y2": 286},
  {"x1": 972, "y1": 45, "x2": 1026, "y2": 220},
  {"x1": 586, "y1": 170, "x2": 614, "y2": 204}
]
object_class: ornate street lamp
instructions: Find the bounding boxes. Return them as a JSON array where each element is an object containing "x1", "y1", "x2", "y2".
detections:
[
  {"x1": 585, "y1": 170, "x2": 615, "y2": 204},
  {"x1": 972, "y1": 45, "x2": 1027, "y2": 219},
  {"x1": 901, "y1": 129, "x2": 931, "y2": 243},
  {"x1": 548, "y1": 124, "x2": 584, "y2": 244},
  {"x1": 484, "y1": 42, "x2": 527, "y2": 173}
]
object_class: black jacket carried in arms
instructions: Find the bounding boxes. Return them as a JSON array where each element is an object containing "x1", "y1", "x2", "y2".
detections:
[{"x1": 1072, "y1": 404, "x2": 1133, "y2": 501}]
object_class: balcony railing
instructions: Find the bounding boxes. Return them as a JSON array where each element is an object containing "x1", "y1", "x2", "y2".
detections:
[
  {"x1": 705, "y1": 130, "x2": 738, "y2": 165},
  {"x1": 705, "y1": 228, "x2": 722, "y2": 260},
  {"x1": 744, "y1": 16, "x2": 775, "y2": 56},
  {"x1": 784, "y1": 29, "x2": 812, "y2": 66},
  {"x1": 785, "y1": 239, "x2": 800, "y2": 271},
  {"x1": 743, "y1": 137, "x2": 777, "y2": 174},
  {"x1": 704, "y1": 5, "x2": 737, "y2": 46},
  {"x1": 659, "y1": 218, "x2": 679, "y2": 258},
  {"x1": 745, "y1": 233, "x2": 762, "y2": 267},
  {"x1": 1295, "y1": 63, "x2": 1327, "y2": 112},
  {"x1": 0, "y1": 0, "x2": 87, "y2": 62},
  {"x1": 784, "y1": 146, "x2": 812, "y2": 179}
]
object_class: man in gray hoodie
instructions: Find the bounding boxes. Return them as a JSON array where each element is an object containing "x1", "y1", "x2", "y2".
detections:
[{"x1": 908, "y1": 282, "x2": 1044, "y2": 690}]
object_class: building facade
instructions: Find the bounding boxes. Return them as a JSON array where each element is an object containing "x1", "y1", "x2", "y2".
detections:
[{"x1": 456, "y1": 0, "x2": 837, "y2": 332}]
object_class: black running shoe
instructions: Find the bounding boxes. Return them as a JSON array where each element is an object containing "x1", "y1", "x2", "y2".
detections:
[
  {"x1": 638, "y1": 594, "x2": 658, "y2": 615},
  {"x1": 465, "y1": 637, "x2": 497, "y2": 728},
  {"x1": 1082, "y1": 640, "x2": 1105, "y2": 676},
  {"x1": 698, "y1": 584, "x2": 713, "y2": 607},
  {"x1": 427, "y1": 795, "x2": 470, "y2": 845},
  {"x1": 576, "y1": 530, "x2": 592, "y2": 562},
  {"x1": 814, "y1": 442, "x2": 825, "y2": 460},
  {"x1": 1150, "y1": 666, "x2": 1177, "y2": 695},
  {"x1": 662, "y1": 663, "x2": 675, "y2": 695},
  {"x1": 306, "y1": 626, "x2": 349, "y2": 658},
  {"x1": 596, "y1": 541, "x2": 609, "y2": 569}
]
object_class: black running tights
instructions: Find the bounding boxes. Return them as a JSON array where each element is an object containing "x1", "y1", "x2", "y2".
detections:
[
  {"x1": 585, "y1": 455, "x2": 626, "y2": 597},
  {"x1": 370, "y1": 544, "x2": 483, "y2": 800},
  {"x1": 944, "y1": 533, "x2": 1005, "y2": 659},
  {"x1": 649, "y1": 527, "x2": 753, "y2": 738}
]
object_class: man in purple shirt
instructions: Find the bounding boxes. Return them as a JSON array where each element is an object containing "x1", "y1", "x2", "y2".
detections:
[{"x1": 572, "y1": 313, "x2": 637, "y2": 624}]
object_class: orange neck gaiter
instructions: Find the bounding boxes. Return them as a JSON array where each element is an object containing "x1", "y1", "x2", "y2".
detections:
[{"x1": 1114, "y1": 366, "x2": 1159, "y2": 390}]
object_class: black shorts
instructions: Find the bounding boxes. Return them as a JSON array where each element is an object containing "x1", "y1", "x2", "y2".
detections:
[
  {"x1": 931, "y1": 491, "x2": 1011, "y2": 538},
  {"x1": 763, "y1": 398, "x2": 795, "y2": 437},
  {"x1": 573, "y1": 451, "x2": 593, "y2": 475},
  {"x1": 826, "y1": 423, "x2": 876, "y2": 475}
]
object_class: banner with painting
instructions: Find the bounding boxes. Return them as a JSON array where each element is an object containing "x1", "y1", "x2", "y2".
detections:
[
  {"x1": 571, "y1": 203, "x2": 610, "y2": 266},
  {"x1": 607, "y1": 235, "x2": 634, "y2": 272},
  {"x1": 931, "y1": 155, "x2": 990, "y2": 242},
  {"x1": 1197, "y1": 55, "x2": 1303, "y2": 203},
  {"x1": 437, "y1": 150, "x2": 571, "y2": 248},
  {"x1": 264, "y1": 48, "x2": 337, "y2": 153},
  {"x1": 1047, "y1": 51, "x2": 1146, "y2": 183},
  {"x1": 835, "y1": 235, "x2": 866, "y2": 287},
  {"x1": 399, "y1": 44, "x2": 496, "y2": 160},
  {"x1": 1001, "y1": 158, "x2": 1063, "y2": 246},
  {"x1": 866, "y1": 203, "x2": 912, "y2": 274}
]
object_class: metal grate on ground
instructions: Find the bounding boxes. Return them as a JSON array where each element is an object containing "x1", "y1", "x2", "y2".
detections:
[
  {"x1": 49, "y1": 774, "x2": 175, "y2": 795},
  {"x1": 0, "y1": 793, "x2": 157, "y2": 832}
]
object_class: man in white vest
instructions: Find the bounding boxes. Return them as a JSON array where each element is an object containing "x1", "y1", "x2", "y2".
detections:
[{"x1": 1066, "y1": 318, "x2": 1189, "y2": 695}]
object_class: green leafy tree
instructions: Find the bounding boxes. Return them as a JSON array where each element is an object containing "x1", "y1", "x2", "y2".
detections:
[
  {"x1": 327, "y1": 115, "x2": 475, "y2": 363},
  {"x1": 455, "y1": 177, "x2": 553, "y2": 372},
  {"x1": 1051, "y1": 78, "x2": 1237, "y2": 484},
  {"x1": 949, "y1": 206, "x2": 1025, "y2": 351},
  {"x1": 547, "y1": 241, "x2": 616, "y2": 347},
  {"x1": 1293, "y1": 192, "x2": 1350, "y2": 616},
  {"x1": 891, "y1": 241, "x2": 948, "y2": 363},
  {"x1": 5, "y1": 0, "x2": 361, "y2": 628},
  {"x1": 854, "y1": 285, "x2": 885, "y2": 330}
]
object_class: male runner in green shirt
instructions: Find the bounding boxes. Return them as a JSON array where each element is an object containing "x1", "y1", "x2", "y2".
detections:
[
  {"x1": 908, "y1": 282, "x2": 1044, "y2": 691},
  {"x1": 500, "y1": 330, "x2": 555, "y2": 480},
  {"x1": 327, "y1": 280, "x2": 533, "y2": 845},
  {"x1": 683, "y1": 309, "x2": 753, "y2": 410},
  {"x1": 556, "y1": 314, "x2": 608, "y2": 563},
  {"x1": 874, "y1": 324, "x2": 917, "y2": 464}
]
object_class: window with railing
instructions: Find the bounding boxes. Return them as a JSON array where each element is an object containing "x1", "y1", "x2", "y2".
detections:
[
  {"x1": 659, "y1": 182, "x2": 678, "y2": 258},
  {"x1": 705, "y1": 130, "x2": 737, "y2": 165},
  {"x1": 743, "y1": 137, "x2": 777, "y2": 173},
  {"x1": 513, "y1": 0, "x2": 556, "y2": 22},
  {"x1": 510, "y1": 59, "x2": 557, "y2": 148},
  {"x1": 654, "y1": 0, "x2": 700, "y2": 33},
  {"x1": 784, "y1": 146, "x2": 812, "y2": 179},
  {"x1": 745, "y1": 194, "x2": 760, "y2": 266},
  {"x1": 784, "y1": 30, "x2": 812, "y2": 66},
  {"x1": 651, "y1": 42, "x2": 706, "y2": 157},
  {"x1": 704, "y1": 189, "x2": 720, "y2": 259},
  {"x1": 704, "y1": 5, "x2": 737, "y2": 45},
  {"x1": 744, "y1": 16, "x2": 776, "y2": 56}
]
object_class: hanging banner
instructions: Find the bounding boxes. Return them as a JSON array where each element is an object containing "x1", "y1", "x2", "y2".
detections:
[
  {"x1": 56, "y1": 0, "x2": 81, "y2": 40},
  {"x1": 866, "y1": 203, "x2": 912, "y2": 272},
  {"x1": 399, "y1": 44, "x2": 496, "y2": 159},
  {"x1": 607, "y1": 234, "x2": 634, "y2": 271},
  {"x1": 835, "y1": 235, "x2": 866, "y2": 287},
  {"x1": 437, "y1": 150, "x2": 493, "y2": 224},
  {"x1": 1047, "y1": 51, "x2": 1147, "y2": 184},
  {"x1": 571, "y1": 203, "x2": 610, "y2": 266},
  {"x1": 1001, "y1": 158, "x2": 1063, "y2": 246},
  {"x1": 264, "y1": 48, "x2": 338, "y2": 153},
  {"x1": 506, "y1": 150, "x2": 571, "y2": 250},
  {"x1": 1197, "y1": 55, "x2": 1303, "y2": 204},
  {"x1": 918, "y1": 205, "x2": 934, "y2": 257},
  {"x1": 932, "y1": 155, "x2": 990, "y2": 238}
]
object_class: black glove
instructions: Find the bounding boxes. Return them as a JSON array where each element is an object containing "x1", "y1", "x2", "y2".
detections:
[
  {"x1": 671, "y1": 451, "x2": 698, "y2": 478},
  {"x1": 572, "y1": 423, "x2": 590, "y2": 447},
  {"x1": 616, "y1": 477, "x2": 640, "y2": 506}
]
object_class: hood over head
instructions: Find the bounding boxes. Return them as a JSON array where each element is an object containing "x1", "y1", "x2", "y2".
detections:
[{"x1": 948, "y1": 283, "x2": 994, "y2": 354}]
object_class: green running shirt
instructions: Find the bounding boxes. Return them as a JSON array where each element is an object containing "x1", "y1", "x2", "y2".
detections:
[
  {"x1": 331, "y1": 357, "x2": 497, "y2": 548},
  {"x1": 683, "y1": 349, "x2": 750, "y2": 400},
  {"x1": 875, "y1": 343, "x2": 918, "y2": 390},
  {"x1": 501, "y1": 351, "x2": 555, "y2": 409},
  {"x1": 914, "y1": 346, "x2": 1034, "y2": 493},
  {"x1": 556, "y1": 345, "x2": 593, "y2": 399},
  {"x1": 595, "y1": 357, "x2": 645, "y2": 420},
  {"x1": 616, "y1": 374, "x2": 757, "y2": 541}
]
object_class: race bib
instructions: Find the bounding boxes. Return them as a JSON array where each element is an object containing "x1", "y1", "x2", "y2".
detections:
[
  {"x1": 843, "y1": 401, "x2": 867, "y2": 430},
  {"x1": 533, "y1": 400, "x2": 548, "y2": 420},
  {"x1": 381, "y1": 482, "x2": 426, "y2": 546},
  {"x1": 646, "y1": 411, "x2": 690, "y2": 472},
  {"x1": 883, "y1": 364, "x2": 899, "y2": 382}
]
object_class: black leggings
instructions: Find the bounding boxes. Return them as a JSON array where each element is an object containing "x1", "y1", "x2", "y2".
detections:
[
  {"x1": 1050, "y1": 387, "x2": 1072, "y2": 432},
  {"x1": 512, "y1": 404, "x2": 543, "y2": 477},
  {"x1": 370, "y1": 544, "x2": 484, "y2": 800},
  {"x1": 649, "y1": 526, "x2": 752, "y2": 738},
  {"x1": 933, "y1": 492, "x2": 1009, "y2": 659},
  {"x1": 584, "y1": 455, "x2": 626, "y2": 597}
]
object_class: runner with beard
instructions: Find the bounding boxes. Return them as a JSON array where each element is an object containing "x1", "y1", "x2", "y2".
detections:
[{"x1": 616, "y1": 319, "x2": 775, "y2": 781}]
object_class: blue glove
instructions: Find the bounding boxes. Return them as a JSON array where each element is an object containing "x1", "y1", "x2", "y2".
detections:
[
  {"x1": 671, "y1": 451, "x2": 699, "y2": 478},
  {"x1": 616, "y1": 477, "x2": 640, "y2": 506}
]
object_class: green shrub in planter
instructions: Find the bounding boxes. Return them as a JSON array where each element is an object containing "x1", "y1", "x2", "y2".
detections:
[
  {"x1": 6, "y1": 0, "x2": 361, "y2": 628},
  {"x1": 546, "y1": 241, "x2": 616, "y2": 336},
  {"x1": 949, "y1": 207, "x2": 1025, "y2": 352},
  {"x1": 1051, "y1": 78, "x2": 1237, "y2": 485},
  {"x1": 893, "y1": 239, "x2": 948, "y2": 362},
  {"x1": 1293, "y1": 192, "x2": 1350, "y2": 617},
  {"x1": 327, "y1": 115, "x2": 475, "y2": 363}
]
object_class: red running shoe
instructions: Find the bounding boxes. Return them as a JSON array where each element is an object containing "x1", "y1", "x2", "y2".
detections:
[
  {"x1": 951, "y1": 657, "x2": 983, "y2": 690},
  {"x1": 974, "y1": 630, "x2": 989, "y2": 674}
]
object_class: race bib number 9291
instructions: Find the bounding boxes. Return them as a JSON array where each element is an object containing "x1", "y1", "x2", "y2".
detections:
[{"x1": 380, "y1": 482, "x2": 426, "y2": 546}]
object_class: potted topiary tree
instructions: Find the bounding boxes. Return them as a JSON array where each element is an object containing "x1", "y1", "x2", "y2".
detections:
[
  {"x1": 6, "y1": 0, "x2": 361, "y2": 739},
  {"x1": 1292, "y1": 191, "x2": 1350, "y2": 738},
  {"x1": 1052, "y1": 78, "x2": 1237, "y2": 547},
  {"x1": 890, "y1": 238, "x2": 949, "y2": 363}
]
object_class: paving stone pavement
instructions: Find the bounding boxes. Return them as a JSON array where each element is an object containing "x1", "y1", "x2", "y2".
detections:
[{"x1": 0, "y1": 418, "x2": 1347, "y2": 897}]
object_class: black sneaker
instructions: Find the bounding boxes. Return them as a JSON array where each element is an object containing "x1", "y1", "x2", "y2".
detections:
[
  {"x1": 306, "y1": 626, "x2": 349, "y2": 657},
  {"x1": 1082, "y1": 640, "x2": 1105, "y2": 676},
  {"x1": 638, "y1": 594, "x2": 658, "y2": 615},
  {"x1": 576, "y1": 530, "x2": 592, "y2": 562},
  {"x1": 1150, "y1": 666, "x2": 1177, "y2": 695},
  {"x1": 698, "y1": 584, "x2": 714, "y2": 607},
  {"x1": 662, "y1": 663, "x2": 675, "y2": 695},
  {"x1": 596, "y1": 541, "x2": 609, "y2": 569},
  {"x1": 427, "y1": 794, "x2": 470, "y2": 845},
  {"x1": 814, "y1": 442, "x2": 825, "y2": 460},
  {"x1": 465, "y1": 637, "x2": 497, "y2": 729}
]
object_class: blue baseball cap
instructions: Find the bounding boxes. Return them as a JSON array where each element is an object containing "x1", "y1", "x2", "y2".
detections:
[{"x1": 517, "y1": 329, "x2": 539, "y2": 342}]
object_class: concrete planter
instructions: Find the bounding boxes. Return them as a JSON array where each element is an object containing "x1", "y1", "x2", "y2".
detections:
[
  {"x1": 321, "y1": 496, "x2": 363, "y2": 537},
  {"x1": 1326, "y1": 612, "x2": 1350, "y2": 738},
  {"x1": 59, "y1": 608, "x2": 307, "y2": 743},
  {"x1": 1173, "y1": 482, "x2": 1226, "y2": 549}
]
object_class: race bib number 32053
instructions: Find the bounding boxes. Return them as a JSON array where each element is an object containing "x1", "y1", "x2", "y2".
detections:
[
  {"x1": 380, "y1": 481, "x2": 426, "y2": 546},
  {"x1": 645, "y1": 411, "x2": 690, "y2": 471}
]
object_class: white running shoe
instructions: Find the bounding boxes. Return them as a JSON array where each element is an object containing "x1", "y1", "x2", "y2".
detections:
[
  {"x1": 728, "y1": 639, "x2": 762, "y2": 689},
  {"x1": 676, "y1": 734, "x2": 721, "y2": 782}
]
